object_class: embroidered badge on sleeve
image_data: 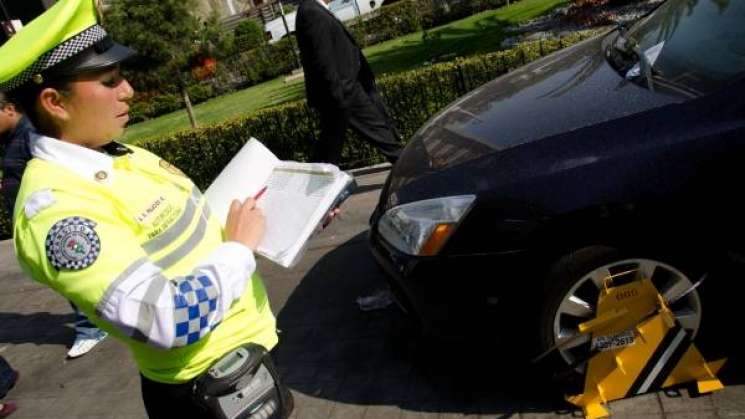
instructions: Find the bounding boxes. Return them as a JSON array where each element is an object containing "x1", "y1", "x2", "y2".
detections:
[{"x1": 45, "y1": 217, "x2": 101, "y2": 270}]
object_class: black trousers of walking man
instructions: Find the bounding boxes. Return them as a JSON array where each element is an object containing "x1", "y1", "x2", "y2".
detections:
[{"x1": 315, "y1": 85, "x2": 402, "y2": 165}]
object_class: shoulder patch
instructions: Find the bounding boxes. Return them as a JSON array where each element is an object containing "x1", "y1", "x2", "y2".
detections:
[
  {"x1": 45, "y1": 217, "x2": 101, "y2": 271},
  {"x1": 24, "y1": 189, "x2": 56, "y2": 219}
]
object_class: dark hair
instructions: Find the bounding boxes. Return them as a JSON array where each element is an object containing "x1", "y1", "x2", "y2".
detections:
[
  {"x1": 7, "y1": 78, "x2": 71, "y2": 137},
  {"x1": 0, "y1": 91, "x2": 10, "y2": 108}
]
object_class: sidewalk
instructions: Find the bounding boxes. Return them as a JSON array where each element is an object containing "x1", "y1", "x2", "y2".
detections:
[{"x1": 1, "y1": 168, "x2": 744, "y2": 418}]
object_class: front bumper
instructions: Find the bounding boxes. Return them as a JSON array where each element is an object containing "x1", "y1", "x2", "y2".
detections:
[{"x1": 368, "y1": 224, "x2": 530, "y2": 340}]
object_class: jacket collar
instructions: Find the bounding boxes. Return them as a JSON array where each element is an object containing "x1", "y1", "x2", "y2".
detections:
[{"x1": 30, "y1": 133, "x2": 119, "y2": 184}]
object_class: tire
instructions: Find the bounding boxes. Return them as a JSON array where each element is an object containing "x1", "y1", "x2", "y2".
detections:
[{"x1": 536, "y1": 245, "x2": 706, "y2": 387}]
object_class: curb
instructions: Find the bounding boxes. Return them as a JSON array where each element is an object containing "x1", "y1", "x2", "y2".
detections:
[{"x1": 347, "y1": 163, "x2": 392, "y2": 177}]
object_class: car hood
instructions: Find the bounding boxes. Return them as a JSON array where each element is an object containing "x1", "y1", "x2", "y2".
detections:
[{"x1": 384, "y1": 32, "x2": 682, "y2": 209}]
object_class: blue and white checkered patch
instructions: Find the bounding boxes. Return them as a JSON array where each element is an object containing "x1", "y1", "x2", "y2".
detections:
[
  {"x1": 172, "y1": 275, "x2": 220, "y2": 346},
  {"x1": 45, "y1": 217, "x2": 101, "y2": 271}
]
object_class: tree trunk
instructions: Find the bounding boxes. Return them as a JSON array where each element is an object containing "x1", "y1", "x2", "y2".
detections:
[
  {"x1": 181, "y1": 86, "x2": 198, "y2": 128},
  {"x1": 279, "y1": 1, "x2": 302, "y2": 70}
]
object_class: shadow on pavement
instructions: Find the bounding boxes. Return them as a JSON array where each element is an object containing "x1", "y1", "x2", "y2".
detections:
[
  {"x1": 274, "y1": 230, "x2": 745, "y2": 416},
  {"x1": 352, "y1": 183, "x2": 386, "y2": 195},
  {"x1": 274, "y1": 231, "x2": 570, "y2": 416},
  {"x1": 0, "y1": 311, "x2": 74, "y2": 346}
]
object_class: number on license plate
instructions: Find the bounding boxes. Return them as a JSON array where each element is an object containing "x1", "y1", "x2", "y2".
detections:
[{"x1": 591, "y1": 330, "x2": 636, "y2": 352}]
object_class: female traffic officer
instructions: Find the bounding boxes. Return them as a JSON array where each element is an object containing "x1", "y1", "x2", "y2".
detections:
[{"x1": 1, "y1": 0, "x2": 293, "y2": 417}]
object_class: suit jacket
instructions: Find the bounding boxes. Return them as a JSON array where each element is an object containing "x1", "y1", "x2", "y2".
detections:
[{"x1": 296, "y1": 0, "x2": 376, "y2": 110}]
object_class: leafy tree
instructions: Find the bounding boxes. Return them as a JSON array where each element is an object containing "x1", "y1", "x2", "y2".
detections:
[
  {"x1": 234, "y1": 20, "x2": 266, "y2": 52},
  {"x1": 281, "y1": 4, "x2": 297, "y2": 14},
  {"x1": 198, "y1": 12, "x2": 236, "y2": 59},
  {"x1": 105, "y1": 0, "x2": 201, "y2": 93},
  {"x1": 105, "y1": 0, "x2": 233, "y2": 127}
]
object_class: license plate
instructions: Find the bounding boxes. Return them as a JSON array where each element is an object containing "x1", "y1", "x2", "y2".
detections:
[{"x1": 591, "y1": 330, "x2": 636, "y2": 352}]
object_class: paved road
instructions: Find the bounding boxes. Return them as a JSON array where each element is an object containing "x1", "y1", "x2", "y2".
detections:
[{"x1": 1, "y1": 167, "x2": 744, "y2": 419}]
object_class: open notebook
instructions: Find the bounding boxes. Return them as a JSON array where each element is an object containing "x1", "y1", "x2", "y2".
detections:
[{"x1": 204, "y1": 138, "x2": 355, "y2": 268}]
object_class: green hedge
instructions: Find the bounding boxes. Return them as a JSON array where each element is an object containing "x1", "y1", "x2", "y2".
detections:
[
  {"x1": 137, "y1": 102, "x2": 385, "y2": 191},
  {"x1": 0, "y1": 32, "x2": 594, "y2": 240},
  {"x1": 222, "y1": 37, "x2": 299, "y2": 88},
  {"x1": 234, "y1": 20, "x2": 266, "y2": 51}
]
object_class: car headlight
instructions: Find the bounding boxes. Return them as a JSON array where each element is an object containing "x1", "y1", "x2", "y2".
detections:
[{"x1": 377, "y1": 195, "x2": 475, "y2": 256}]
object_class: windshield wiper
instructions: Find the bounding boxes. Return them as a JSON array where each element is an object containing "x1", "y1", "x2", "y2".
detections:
[{"x1": 615, "y1": 25, "x2": 655, "y2": 92}]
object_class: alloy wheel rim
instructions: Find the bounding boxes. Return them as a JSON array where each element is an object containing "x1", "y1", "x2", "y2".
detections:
[{"x1": 551, "y1": 258, "x2": 703, "y2": 371}]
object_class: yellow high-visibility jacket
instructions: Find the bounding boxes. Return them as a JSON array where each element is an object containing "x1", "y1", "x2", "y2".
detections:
[{"x1": 13, "y1": 134, "x2": 278, "y2": 384}]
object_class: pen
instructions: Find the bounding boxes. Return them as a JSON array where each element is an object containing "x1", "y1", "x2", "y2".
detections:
[{"x1": 253, "y1": 186, "x2": 267, "y2": 201}]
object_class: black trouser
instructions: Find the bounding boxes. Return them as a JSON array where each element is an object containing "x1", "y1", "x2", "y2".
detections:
[
  {"x1": 69, "y1": 301, "x2": 99, "y2": 330},
  {"x1": 141, "y1": 373, "x2": 208, "y2": 419},
  {"x1": 314, "y1": 84, "x2": 403, "y2": 165},
  {"x1": 140, "y1": 353, "x2": 291, "y2": 419}
]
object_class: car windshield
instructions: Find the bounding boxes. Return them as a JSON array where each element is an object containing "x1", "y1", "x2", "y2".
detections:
[{"x1": 607, "y1": 0, "x2": 745, "y2": 95}]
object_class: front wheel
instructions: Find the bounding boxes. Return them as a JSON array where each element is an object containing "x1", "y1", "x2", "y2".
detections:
[{"x1": 537, "y1": 246, "x2": 704, "y2": 378}]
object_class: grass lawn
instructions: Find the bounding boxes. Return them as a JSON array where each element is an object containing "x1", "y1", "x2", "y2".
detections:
[
  {"x1": 122, "y1": 0, "x2": 567, "y2": 143},
  {"x1": 122, "y1": 77, "x2": 306, "y2": 143},
  {"x1": 365, "y1": 0, "x2": 568, "y2": 74}
]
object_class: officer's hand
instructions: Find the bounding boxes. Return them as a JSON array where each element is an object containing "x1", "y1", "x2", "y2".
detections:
[
  {"x1": 321, "y1": 207, "x2": 342, "y2": 229},
  {"x1": 320, "y1": 188, "x2": 350, "y2": 230},
  {"x1": 225, "y1": 198, "x2": 265, "y2": 251}
]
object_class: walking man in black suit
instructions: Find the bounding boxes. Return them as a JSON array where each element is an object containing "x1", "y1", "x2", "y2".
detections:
[{"x1": 296, "y1": 0, "x2": 402, "y2": 165}]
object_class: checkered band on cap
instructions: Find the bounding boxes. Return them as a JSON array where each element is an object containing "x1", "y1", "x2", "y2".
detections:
[{"x1": 0, "y1": 24, "x2": 107, "y2": 92}]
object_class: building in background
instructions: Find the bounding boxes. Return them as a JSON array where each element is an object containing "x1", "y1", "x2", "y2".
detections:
[
  {"x1": 264, "y1": 0, "x2": 379, "y2": 43},
  {"x1": 1, "y1": 0, "x2": 336, "y2": 45}
]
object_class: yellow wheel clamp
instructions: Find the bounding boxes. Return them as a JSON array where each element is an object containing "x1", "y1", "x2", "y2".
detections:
[{"x1": 557, "y1": 275, "x2": 725, "y2": 419}]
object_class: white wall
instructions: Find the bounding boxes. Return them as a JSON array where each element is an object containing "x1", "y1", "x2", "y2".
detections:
[
  {"x1": 332, "y1": 4, "x2": 358, "y2": 22},
  {"x1": 265, "y1": 11, "x2": 297, "y2": 43},
  {"x1": 356, "y1": 0, "x2": 382, "y2": 16},
  {"x1": 265, "y1": 0, "x2": 381, "y2": 43}
]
